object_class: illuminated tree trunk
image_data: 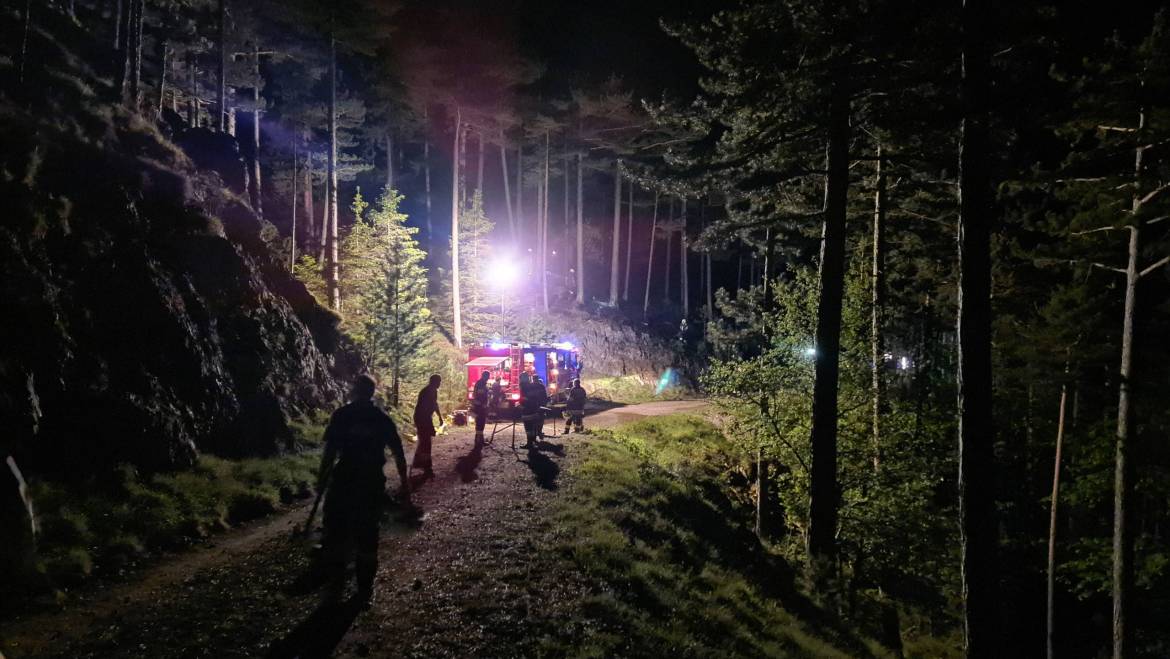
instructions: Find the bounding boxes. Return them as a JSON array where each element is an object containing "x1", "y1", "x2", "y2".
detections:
[
  {"x1": 290, "y1": 139, "x2": 297, "y2": 269},
  {"x1": 216, "y1": 0, "x2": 226, "y2": 131},
  {"x1": 156, "y1": 41, "x2": 169, "y2": 119},
  {"x1": 1047, "y1": 361, "x2": 1070, "y2": 659},
  {"x1": 326, "y1": 34, "x2": 340, "y2": 311},
  {"x1": 609, "y1": 159, "x2": 622, "y2": 306},
  {"x1": 957, "y1": 0, "x2": 998, "y2": 651},
  {"x1": 451, "y1": 107, "x2": 463, "y2": 347},
  {"x1": 871, "y1": 143, "x2": 886, "y2": 472},
  {"x1": 424, "y1": 106, "x2": 432, "y2": 251},
  {"x1": 664, "y1": 198, "x2": 673, "y2": 301},
  {"x1": 807, "y1": 81, "x2": 850, "y2": 562},
  {"x1": 187, "y1": 51, "x2": 198, "y2": 126},
  {"x1": 679, "y1": 199, "x2": 688, "y2": 317},
  {"x1": 643, "y1": 192, "x2": 659, "y2": 319},
  {"x1": 500, "y1": 132, "x2": 516, "y2": 245},
  {"x1": 623, "y1": 182, "x2": 634, "y2": 301},
  {"x1": 542, "y1": 131, "x2": 550, "y2": 312},
  {"x1": 575, "y1": 152, "x2": 584, "y2": 305},
  {"x1": 303, "y1": 142, "x2": 314, "y2": 250},
  {"x1": 477, "y1": 131, "x2": 485, "y2": 194},
  {"x1": 249, "y1": 42, "x2": 263, "y2": 218},
  {"x1": 385, "y1": 131, "x2": 394, "y2": 193}
]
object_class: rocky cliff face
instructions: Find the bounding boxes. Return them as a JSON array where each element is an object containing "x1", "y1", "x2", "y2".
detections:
[{"x1": 0, "y1": 10, "x2": 343, "y2": 481}]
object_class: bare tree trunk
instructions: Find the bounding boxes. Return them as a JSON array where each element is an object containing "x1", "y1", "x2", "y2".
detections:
[
  {"x1": 564, "y1": 149, "x2": 570, "y2": 282},
  {"x1": 451, "y1": 107, "x2": 463, "y2": 347},
  {"x1": 807, "y1": 81, "x2": 850, "y2": 562},
  {"x1": 217, "y1": 0, "x2": 226, "y2": 131},
  {"x1": 156, "y1": 41, "x2": 169, "y2": 119},
  {"x1": 609, "y1": 160, "x2": 622, "y2": 306},
  {"x1": 871, "y1": 143, "x2": 886, "y2": 472},
  {"x1": 385, "y1": 131, "x2": 394, "y2": 193},
  {"x1": 957, "y1": 0, "x2": 998, "y2": 651},
  {"x1": 326, "y1": 34, "x2": 339, "y2": 311},
  {"x1": 516, "y1": 142, "x2": 524, "y2": 255},
  {"x1": 128, "y1": 0, "x2": 144, "y2": 107},
  {"x1": 756, "y1": 446, "x2": 771, "y2": 538},
  {"x1": 703, "y1": 204, "x2": 713, "y2": 320},
  {"x1": 476, "y1": 131, "x2": 485, "y2": 195},
  {"x1": 317, "y1": 179, "x2": 328, "y2": 263},
  {"x1": 1113, "y1": 105, "x2": 1147, "y2": 658},
  {"x1": 18, "y1": 0, "x2": 32, "y2": 85},
  {"x1": 170, "y1": 51, "x2": 179, "y2": 113},
  {"x1": 250, "y1": 42, "x2": 263, "y2": 218},
  {"x1": 303, "y1": 142, "x2": 314, "y2": 250},
  {"x1": 664, "y1": 198, "x2": 673, "y2": 301},
  {"x1": 575, "y1": 152, "x2": 585, "y2": 305},
  {"x1": 623, "y1": 182, "x2": 634, "y2": 301},
  {"x1": 643, "y1": 191, "x2": 659, "y2": 318},
  {"x1": 542, "y1": 131, "x2": 550, "y2": 312},
  {"x1": 290, "y1": 140, "x2": 298, "y2": 269},
  {"x1": 500, "y1": 132, "x2": 516, "y2": 245},
  {"x1": 424, "y1": 106, "x2": 432, "y2": 252},
  {"x1": 113, "y1": 0, "x2": 122, "y2": 49},
  {"x1": 680, "y1": 199, "x2": 689, "y2": 317},
  {"x1": 1048, "y1": 361, "x2": 1070, "y2": 659},
  {"x1": 187, "y1": 51, "x2": 198, "y2": 126}
]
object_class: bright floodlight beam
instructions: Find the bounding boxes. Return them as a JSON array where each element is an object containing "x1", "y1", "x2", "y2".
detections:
[{"x1": 491, "y1": 258, "x2": 520, "y2": 288}]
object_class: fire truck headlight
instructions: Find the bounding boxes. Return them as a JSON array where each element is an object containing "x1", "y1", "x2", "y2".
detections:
[{"x1": 509, "y1": 393, "x2": 521, "y2": 401}]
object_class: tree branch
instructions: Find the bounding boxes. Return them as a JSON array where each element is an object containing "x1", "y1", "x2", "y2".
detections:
[
  {"x1": 1139, "y1": 255, "x2": 1170, "y2": 279},
  {"x1": 1137, "y1": 182, "x2": 1170, "y2": 208}
]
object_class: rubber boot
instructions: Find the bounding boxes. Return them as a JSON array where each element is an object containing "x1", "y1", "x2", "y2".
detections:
[{"x1": 355, "y1": 552, "x2": 377, "y2": 608}]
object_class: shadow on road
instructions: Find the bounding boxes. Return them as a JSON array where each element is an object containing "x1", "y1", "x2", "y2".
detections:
[
  {"x1": 265, "y1": 597, "x2": 364, "y2": 659},
  {"x1": 454, "y1": 443, "x2": 483, "y2": 482},
  {"x1": 515, "y1": 440, "x2": 562, "y2": 490}
]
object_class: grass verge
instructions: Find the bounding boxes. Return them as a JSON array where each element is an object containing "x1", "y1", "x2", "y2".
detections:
[
  {"x1": 25, "y1": 420, "x2": 327, "y2": 592},
  {"x1": 546, "y1": 414, "x2": 890, "y2": 658}
]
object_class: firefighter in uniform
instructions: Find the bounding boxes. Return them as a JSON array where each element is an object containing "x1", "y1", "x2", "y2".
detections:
[
  {"x1": 521, "y1": 374, "x2": 547, "y2": 448},
  {"x1": 317, "y1": 374, "x2": 409, "y2": 605},
  {"x1": 412, "y1": 374, "x2": 443, "y2": 477},
  {"x1": 472, "y1": 370, "x2": 491, "y2": 444},
  {"x1": 565, "y1": 379, "x2": 587, "y2": 433}
]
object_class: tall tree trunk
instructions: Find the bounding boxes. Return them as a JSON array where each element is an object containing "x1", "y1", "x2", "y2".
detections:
[
  {"x1": 575, "y1": 151, "x2": 584, "y2": 305},
  {"x1": 385, "y1": 131, "x2": 395, "y2": 193},
  {"x1": 756, "y1": 445, "x2": 771, "y2": 538},
  {"x1": 249, "y1": 42, "x2": 263, "y2": 218},
  {"x1": 609, "y1": 160, "x2": 622, "y2": 306},
  {"x1": 703, "y1": 204, "x2": 713, "y2": 320},
  {"x1": 113, "y1": 0, "x2": 122, "y2": 49},
  {"x1": 957, "y1": 0, "x2": 998, "y2": 652},
  {"x1": 451, "y1": 107, "x2": 463, "y2": 348},
  {"x1": 303, "y1": 142, "x2": 314, "y2": 250},
  {"x1": 424, "y1": 106, "x2": 432, "y2": 252},
  {"x1": 290, "y1": 140, "x2": 298, "y2": 269},
  {"x1": 1113, "y1": 104, "x2": 1148, "y2": 659},
  {"x1": 317, "y1": 179, "x2": 328, "y2": 263},
  {"x1": 1047, "y1": 361, "x2": 1070, "y2": 659},
  {"x1": 18, "y1": 0, "x2": 32, "y2": 85},
  {"x1": 217, "y1": 0, "x2": 226, "y2": 131},
  {"x1": 542, "y1": 131, "x2": 550, "y2": 312},
  {"x1": 564, "y1": 148, "x2": 570, "y2": 282},
  {"x1": 156, "y1": 41, "x2": 169, "y2": 119},
  {"x1": 664, "y1": 198, "x2": 673, "y2": 301},
  {"x1": 680, "y1": 199, "x2": 689, "y2": 317},
  {"x1": 807, "y1": 81, "x2": 850, "y2": 562},
  {"x1": 500, "y1": 133, "x2": 516, "y2": 245},
  {"x1": 871, "y1": 143, "x2": 886, "y2": 472},
  {"x1": 643, "y1": 192, "x2": 659, "y2": 318},
  {"x1": 170, "y1": 51, "x2": 179, "y2": 113},
  {"x1": 128, "y1": 0, "x2": 144, "y2": 107},
  {"x1": 516, "y1": 142, "x2": 524, "y2": 256},
  {"x1": 187, "y1": 51, "x2": 198, "y2": 126},
  {"x1": 476, "y1": 131, "x2": 485, "y2": 195},
  {"x1": 326, "y1": 34, "x2": 339, "y2": 311},
  {"x1": 623, "y1": 182, "x2": 634, "y2": 301}
]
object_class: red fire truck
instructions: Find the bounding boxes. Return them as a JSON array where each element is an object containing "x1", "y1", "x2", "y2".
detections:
[{"x1": 464, "y1": 342, "x2": 582, "y2": 411}]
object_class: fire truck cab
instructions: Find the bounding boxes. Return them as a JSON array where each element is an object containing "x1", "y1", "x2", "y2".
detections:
[{"x1": 465, "y1": 342, "x2": 581, "y2": 411}]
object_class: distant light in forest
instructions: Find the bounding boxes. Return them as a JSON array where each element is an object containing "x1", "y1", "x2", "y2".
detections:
[{"x1": 655, "y1": 368, "x2": 675, "y2": 395}]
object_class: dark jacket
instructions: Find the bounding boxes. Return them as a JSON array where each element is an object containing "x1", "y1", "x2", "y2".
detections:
[
  {"x1": 323, "y1": 400, "x2": 405, "y2": 482},
  {"x1": 567, "y1": 385, "x2": 587, "y2": 411}
]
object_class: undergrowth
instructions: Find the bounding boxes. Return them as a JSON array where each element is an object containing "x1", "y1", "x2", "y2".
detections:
[
  {"x1": 26, "y1": 420, "x2": 327, "y2": 591},
  {"x1": 547, "y1": 414, "x2": 891, "y2": 658}
]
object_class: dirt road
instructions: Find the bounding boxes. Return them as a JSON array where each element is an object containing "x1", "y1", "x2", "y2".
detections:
[{"x1": 1, "y1": 400, "x2": 708, "y2": 659}]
